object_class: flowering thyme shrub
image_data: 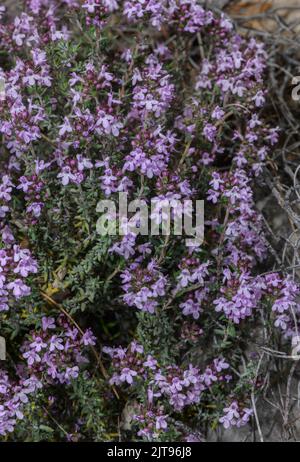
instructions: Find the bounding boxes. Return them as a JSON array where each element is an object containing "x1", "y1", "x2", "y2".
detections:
[{"x1": 0, "y1": 0, "x2": 298, "y2": 442}]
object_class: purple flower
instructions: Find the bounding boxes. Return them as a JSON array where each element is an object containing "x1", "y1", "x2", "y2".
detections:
[
  {"x1": 119, "y1": 368, "x2": 137, "y2": 384},
  {"x1": 7, "y1": 279, "x2": 30, "y2": 298},
  {"x1": 49, "y1": 336, "x2": 64, "y2": 352}
]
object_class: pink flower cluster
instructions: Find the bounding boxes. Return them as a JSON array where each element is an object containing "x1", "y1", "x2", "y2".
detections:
[
  {"x1": 21, "y1": 316, "x2": 96, "y2": 385},
  {"x1": 121, "y1": 260, "x2": 168, "y2": 313},
  {"x1": 104, "y1": 341, "x2": 232, "y2": 436},
  {"x1": 219, "y1": 401, "x2": 253, "y2": 429}
]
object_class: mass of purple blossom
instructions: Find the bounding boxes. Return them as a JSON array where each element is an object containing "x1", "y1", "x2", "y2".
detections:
[{"x1": 0, "y1": 0, "x2": 297, "y2": 442}]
